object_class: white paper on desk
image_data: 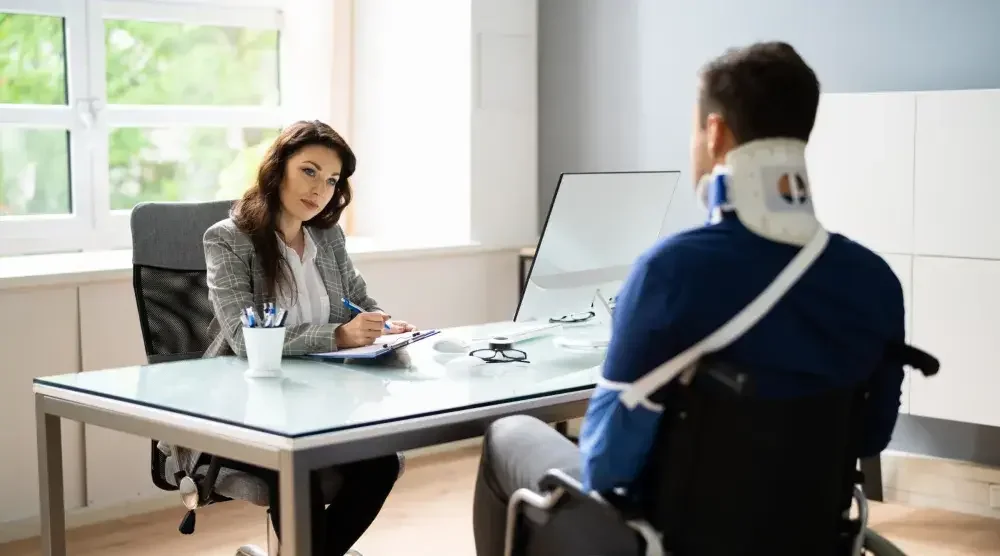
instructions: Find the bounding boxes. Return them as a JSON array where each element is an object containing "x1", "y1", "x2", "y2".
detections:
[{"x1": 314, "y1": 331, "x2": 426, "y2": 358}]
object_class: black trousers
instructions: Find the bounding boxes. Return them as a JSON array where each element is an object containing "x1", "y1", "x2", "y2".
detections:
[
  {"x1": 472, "y1": 415, "x2": 640, "y2": 556},
  {"x1": 225, "y1": 453, "x2": 400, "y2": 556}
]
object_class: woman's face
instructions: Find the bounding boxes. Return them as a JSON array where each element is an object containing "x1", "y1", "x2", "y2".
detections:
[{"x1": 278, "y1": 144, "x2": 343, "y2": 224}]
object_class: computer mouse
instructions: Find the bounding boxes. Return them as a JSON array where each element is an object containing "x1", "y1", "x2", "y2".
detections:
[{"x1": 432, "y1": 336, "x2": 471, "y2": 354}]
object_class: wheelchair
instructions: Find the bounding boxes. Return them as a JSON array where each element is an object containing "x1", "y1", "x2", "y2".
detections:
[{"x1": 504, "y1": 345, "x2": 939, "y2": 556}]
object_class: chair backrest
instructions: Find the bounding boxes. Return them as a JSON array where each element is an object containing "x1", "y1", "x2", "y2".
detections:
[
  {"x1": 639, "y1": 358, "x2": 864, "y2": 556},
  {"x1": 130, "y1": 200, "x2": 233, "y2": 364}
]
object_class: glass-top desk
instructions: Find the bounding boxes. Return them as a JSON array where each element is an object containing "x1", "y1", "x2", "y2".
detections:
[{"x1": 32, "y1": 321, "x2": 603, "y2": 556}]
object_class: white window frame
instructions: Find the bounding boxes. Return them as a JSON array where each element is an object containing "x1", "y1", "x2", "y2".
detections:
[
  {"x1": 0, "y1": 0, "x2": 291, "y2": 256},
  {"x1": 0, "y1": 0, "x2": 93, "y2": 255}
]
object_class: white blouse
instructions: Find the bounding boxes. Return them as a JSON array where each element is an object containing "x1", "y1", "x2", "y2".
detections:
[{"x1": 275, "y1": 228, "x2": 330, "y2": 327}]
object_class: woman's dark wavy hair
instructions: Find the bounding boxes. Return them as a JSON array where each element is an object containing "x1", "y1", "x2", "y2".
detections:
[{"x1": 232, "y1": 120, "x2": 356, "y2": 301}]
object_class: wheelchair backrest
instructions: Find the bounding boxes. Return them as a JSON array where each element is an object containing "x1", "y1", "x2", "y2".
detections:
[{"x1": 640, "y1": 358, "x2": 864, "y2": 556}]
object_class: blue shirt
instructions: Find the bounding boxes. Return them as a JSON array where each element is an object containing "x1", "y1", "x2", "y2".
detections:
[{"x1": 579, "y1": 214, "x2": 905, "y2": 494}]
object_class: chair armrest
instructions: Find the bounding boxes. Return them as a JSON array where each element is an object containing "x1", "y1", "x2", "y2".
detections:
[
  {"x1": 198, "y1": 456, "x2": 223, "y2": 504},
  {"x1": 149, "y1": 439, "x2": 178, "y2": 492}
]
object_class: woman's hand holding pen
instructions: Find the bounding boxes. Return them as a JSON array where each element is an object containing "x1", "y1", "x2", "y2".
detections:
[
  {"x1": 335, "y1": 312, "x2": 389, "y2": 348},
  {"x1": 385, "y1": 319, "x2": 416, "y2": 334}
]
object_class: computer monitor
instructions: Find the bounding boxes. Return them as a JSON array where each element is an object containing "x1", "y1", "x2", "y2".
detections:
[{"x1": 514, "y1": 170, "x2": 683, "y2": 324}]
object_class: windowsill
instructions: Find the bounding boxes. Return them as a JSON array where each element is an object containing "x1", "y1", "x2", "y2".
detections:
[{"x1": 0, "y1": 237, "x2": 524, "y2": 291}]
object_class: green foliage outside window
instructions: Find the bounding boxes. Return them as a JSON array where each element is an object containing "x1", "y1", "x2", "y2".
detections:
[{"x1": 0, "y1": 13, "x2": 280, "y2": 216}]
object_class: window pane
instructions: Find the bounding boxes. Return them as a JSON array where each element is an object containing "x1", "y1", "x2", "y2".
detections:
[
  {"x1": 109, "y1": 127, "x2": 279, "y2": 210},
  {"x1": 0, "y1": 13, "x2": 68, "y2": 105},
  {"x1": 105, "y1": 20, "x2": 279, "y2": 106},
  {"x1": 0, "y1": 128, "x2": 71, "y2": 216}
]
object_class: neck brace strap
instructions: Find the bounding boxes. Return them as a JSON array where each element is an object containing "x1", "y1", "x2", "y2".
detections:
[{"x1": 697, "y1": 138, "x2": 820, "y2": 246}]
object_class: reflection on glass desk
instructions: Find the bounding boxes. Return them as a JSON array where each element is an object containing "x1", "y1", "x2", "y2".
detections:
[{"x1": 35, "y1": 321, "x2": 603, "y2": 439}]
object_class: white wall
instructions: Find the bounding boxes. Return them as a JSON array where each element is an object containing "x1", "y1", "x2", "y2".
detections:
[
  {"x1": 469, "y1": 0, "x2": 539, "y2": 248},
  {"x1": 0, "y1": 248, "x2": 520, "y2": 541},
  {"x1": 538, "y1": 0, "x2": 1000, "y2": 231},
  {"x1": 351, "y1": 0, "x2": 472, "y2": 243},
  {"x1": 806, "y1": 88, "x2": 1000, "y2": 426},
  {"x1": 351, "y1": 0, "x2": 538, "y2": 249}
]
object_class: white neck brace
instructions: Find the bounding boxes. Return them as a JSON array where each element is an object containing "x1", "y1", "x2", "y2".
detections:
[{"x1": 696, "y1": 138, "x2": 821, "y2": 246}]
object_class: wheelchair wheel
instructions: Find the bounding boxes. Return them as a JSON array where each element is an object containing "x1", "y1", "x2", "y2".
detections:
[{"x1": 861, "y1": 529, "x2": 906, "y2": 555}]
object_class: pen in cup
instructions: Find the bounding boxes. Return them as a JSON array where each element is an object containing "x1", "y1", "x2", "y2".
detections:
[
  {"x1": 243, "y1": 304, "x2": 285, "y2": 328},
  {"x1": 341, "y1": 297, "x2": 391, "y2": 330}
]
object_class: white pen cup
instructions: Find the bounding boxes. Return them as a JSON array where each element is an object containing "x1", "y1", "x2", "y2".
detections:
[{"x1": 243, "y1": 326, "x2": 286, "y2": 378}]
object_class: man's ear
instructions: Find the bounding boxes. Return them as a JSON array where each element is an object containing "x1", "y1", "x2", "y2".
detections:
[{"x1": 705, "y1": 113, "x2": 728, "y2": 160}]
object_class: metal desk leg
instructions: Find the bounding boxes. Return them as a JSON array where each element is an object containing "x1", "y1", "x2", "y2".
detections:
[
  {"x1": 860, "y1": 456, "x2": 884, "y2": 502},
  {"x1": 279, "y1": 451, "x2": 313, "y2": 556},
  {"x1": 36, "y1": 396, "x2": 66, "y2": 556}
]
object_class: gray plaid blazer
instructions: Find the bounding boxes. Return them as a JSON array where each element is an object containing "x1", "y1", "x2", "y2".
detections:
[
  {"x1": 162, "y1": 219, "x2": 383, "y2": 485},
  {"x1": 203, "y1": 217, "x2": 381, "y2": 357}
]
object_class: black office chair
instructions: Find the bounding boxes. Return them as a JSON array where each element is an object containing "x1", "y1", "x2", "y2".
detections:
[
  {"x1": 504, "y1": 345, "x2": 940, "y2": 556},
  {"x1": 130, "y1": 201, "x2": 343, "y2": 555}
]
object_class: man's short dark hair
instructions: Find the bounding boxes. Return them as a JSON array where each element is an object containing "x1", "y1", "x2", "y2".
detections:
[{"x1": 698, "y1": 41, "x2": 820, "y2": 145}]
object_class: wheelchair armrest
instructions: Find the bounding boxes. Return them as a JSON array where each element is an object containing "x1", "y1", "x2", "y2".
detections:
[
  {"x1": 538, "y1": 468, "x2": 585, "y2": 494},
  {"x1": 511, "y1": 470, "x2": 663, "y2": 556},
  {"x1": 536, "y1": 469, "x2": 634, "y2": 522},
  {"x1": 887, "y1": 343, "x2": 939, "y2": 377}
]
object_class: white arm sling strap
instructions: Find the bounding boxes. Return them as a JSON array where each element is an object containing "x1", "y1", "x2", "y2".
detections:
[{"x1": 619, "y1": 227, "x2": 830, "y2": 410}]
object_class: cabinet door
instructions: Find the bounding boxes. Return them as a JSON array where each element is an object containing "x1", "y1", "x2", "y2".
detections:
[
  {"x1": 879, "y1": 254, "x2": 912, "y2": 414},
  {"x1": 78, "y1": 282, "x2": 162, "y2": 509},
  {"x1": 806, "y1": 92, "x2": 915, "y2": 254},
  {"x1": 0, "y1": 287, "x2": 85, "y2": 523},
  {"x1": 909, "y1": 256, "x2": 1000, "y2": 426},
  {"x1": 913, "y1": 89, "x2": 1000, "y2": 259}
]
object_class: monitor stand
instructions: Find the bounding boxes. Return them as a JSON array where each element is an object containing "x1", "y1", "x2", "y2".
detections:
[{"x1": 552, "y1": 288, "x2": 614, "y2": 352}]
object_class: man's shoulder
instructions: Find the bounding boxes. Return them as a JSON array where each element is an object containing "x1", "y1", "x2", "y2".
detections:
[
  {"x1": 638, "y1": 225, "x2": 735, "y2": 275},
  {"x1": 639, "y1": 225, "x2": 902, "y2": 294},
  {"x1": 825, "y1": 233, "x2": 904, "y2": 298}
]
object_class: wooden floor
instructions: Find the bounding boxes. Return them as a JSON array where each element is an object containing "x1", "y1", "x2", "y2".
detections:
[{"x1": 4, "y1": 446, "x2": 1000, "y2": 555}]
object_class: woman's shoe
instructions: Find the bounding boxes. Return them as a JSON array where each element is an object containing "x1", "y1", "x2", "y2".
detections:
[
  {"x1": 236, "y1": 542, "x2": 361, "y2": 555},
  {"x1": 236, "y1": 545, "x2": 268, "y2": 556}
]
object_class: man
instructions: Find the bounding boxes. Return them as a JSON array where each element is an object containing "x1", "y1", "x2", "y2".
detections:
[{"x1": 472, "y1": 41, "x2": 905, "y2": 555}]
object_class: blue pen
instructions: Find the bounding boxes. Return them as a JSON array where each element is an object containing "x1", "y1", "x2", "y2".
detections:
[{"x1": 342, "y1": 297, "x2": 390, "y2": 330}]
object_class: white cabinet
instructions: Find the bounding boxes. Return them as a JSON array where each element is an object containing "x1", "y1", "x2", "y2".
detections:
[
  {"x1": 913, "y1": 89, "x2": 1000, "y2": 259},
  {"x1": 879, "y1": 254, "x2": 913, "y2": 414},
  {"x1": 0, "y1": 287, "x2": 85, "y2": 523},
  {"x1": 909, "y1": 257, "x2": 1000, "y2": 427},
  {"x1": 807, "y1": 88, "x2": 1000, "y2": 427},
  {"x1": 807, "y1": 92, "x2": 916, "y2": 254}
]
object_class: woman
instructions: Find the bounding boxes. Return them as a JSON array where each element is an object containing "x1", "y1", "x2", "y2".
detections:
[{"x1": 203, "y1": 120, "x2": 412, "y2": 556}]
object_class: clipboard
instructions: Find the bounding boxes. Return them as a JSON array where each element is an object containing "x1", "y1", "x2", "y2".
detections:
[{"x1": 308, "y1": 329, "x2": 441, "y2": 360}]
